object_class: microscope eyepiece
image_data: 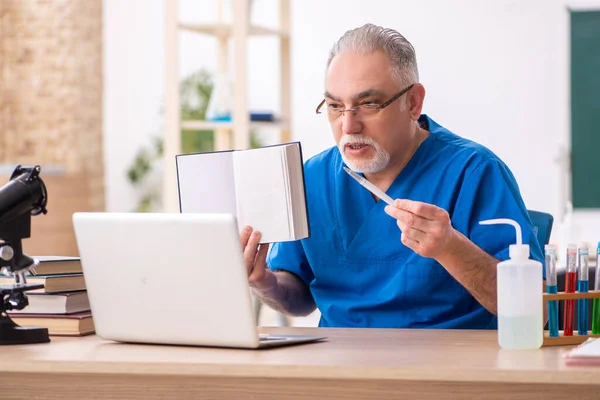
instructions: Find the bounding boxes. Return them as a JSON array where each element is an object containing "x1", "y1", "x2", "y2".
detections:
[{"x1": 0, "y1": 165, "x2": 48, "y2": 224}]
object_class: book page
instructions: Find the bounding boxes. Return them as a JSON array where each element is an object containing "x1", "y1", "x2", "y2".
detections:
[
  {"x1": 285, "y1": 144, "x2": 309, "y2": 239},
  {"x1": 232, "y1": 146, "x2": 292, "y2": 243},
  {"x1": 176, "y1": 152, "x2": 237, "y2": 215},
  {"x1": 566, "y1": 338, "x2": 600, "y2": 357}
]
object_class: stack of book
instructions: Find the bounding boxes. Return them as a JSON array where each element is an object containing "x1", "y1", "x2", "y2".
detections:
[{"x1": 3, "y1": 256, "x2": 94, "y2": 336}]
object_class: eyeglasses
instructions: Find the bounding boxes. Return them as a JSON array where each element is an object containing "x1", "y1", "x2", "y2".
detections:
[{"x1": 315, "y1": 84, "x2": 414, "y2": 120}]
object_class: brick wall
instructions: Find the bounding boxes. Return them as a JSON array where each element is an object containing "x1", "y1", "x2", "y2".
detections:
[{"x1": 0, "y1": 0, "x2": 104, "y2": 211}]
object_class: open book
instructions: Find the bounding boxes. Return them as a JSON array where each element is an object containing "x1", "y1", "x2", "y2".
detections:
[{"x1": 176, "y1": 142, "x2": 309, "y2": 243}]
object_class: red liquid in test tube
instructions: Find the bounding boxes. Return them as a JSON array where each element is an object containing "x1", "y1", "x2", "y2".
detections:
[{"x1": 564, "y1": 244, "x2": 577, "y2": 336}]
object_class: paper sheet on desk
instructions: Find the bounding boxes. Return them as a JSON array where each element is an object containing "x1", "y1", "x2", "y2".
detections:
[{"x1": 564, "y1": 338, "x2": 600, "y2": 366}]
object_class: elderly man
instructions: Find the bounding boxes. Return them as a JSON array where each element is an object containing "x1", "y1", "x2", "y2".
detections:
[{"x1": 240, "y1": 23, "x2": 544, "y2": 329}]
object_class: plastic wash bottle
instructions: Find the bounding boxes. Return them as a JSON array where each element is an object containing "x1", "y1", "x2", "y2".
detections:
[{"x1": 480, "y1": 218, "x2": 543, "y2": 350}]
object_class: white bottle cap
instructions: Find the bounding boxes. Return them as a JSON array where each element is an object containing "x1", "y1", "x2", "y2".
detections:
[
  {"x1": 545, "y1": 244, "x2": 558, "y2": 258},
  {"x1": 509, "y1": 244, "x2": 530, "y2": 260}
]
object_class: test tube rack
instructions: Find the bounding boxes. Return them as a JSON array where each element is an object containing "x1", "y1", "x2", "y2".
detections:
[{"x1": 542, "y1": 289, "x2": 600, "y2": 347}]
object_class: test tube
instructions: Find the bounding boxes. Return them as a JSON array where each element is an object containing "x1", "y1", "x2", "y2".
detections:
[
  {"x1": 593, "y1": 243, "x2": 600, "y2": 334},
  {"x1": 564, "y1": 244, "x2": 577, "y2": 336},
  {"x1": 578, "y1": 244, "x2": 589, "y2": 335},
  {"x1": 544, "y1": 244, "x2": 559, "y2": 337}
]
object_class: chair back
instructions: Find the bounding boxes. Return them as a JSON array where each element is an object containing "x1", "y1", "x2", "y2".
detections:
[{"x1": 527, "y1": 209, "x2": 554, "y2": 248}]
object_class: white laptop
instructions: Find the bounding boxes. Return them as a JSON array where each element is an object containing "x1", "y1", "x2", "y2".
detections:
[{"x1": 71, "y1": 212, "x2": 326, "y2": 349}]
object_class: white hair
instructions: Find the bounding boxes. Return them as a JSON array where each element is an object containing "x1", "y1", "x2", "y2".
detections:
[{"x1": 327, "y1": 23, "x2": 419, "y2": 87}]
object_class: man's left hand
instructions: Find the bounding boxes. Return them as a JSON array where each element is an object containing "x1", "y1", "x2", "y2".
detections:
[{"x1": 384, "y1": 199, "x2": 454, "y2": 259}]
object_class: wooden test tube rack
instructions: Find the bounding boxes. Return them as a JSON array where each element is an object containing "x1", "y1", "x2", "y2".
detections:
[{"x1": 542, "y1": 290, "x2": 600, "y2": 347}]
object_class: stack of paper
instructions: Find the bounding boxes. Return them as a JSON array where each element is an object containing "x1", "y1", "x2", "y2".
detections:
[{"x1": 564, "y1": 338, "x2": 600, "y2": 366}]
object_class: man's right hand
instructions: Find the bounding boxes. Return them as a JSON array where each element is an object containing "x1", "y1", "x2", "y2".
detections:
[{"x1": 240, "y1": 226, "x2": 276, "y2": 291}]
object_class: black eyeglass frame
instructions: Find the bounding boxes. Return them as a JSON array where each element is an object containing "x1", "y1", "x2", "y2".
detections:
[{"x1": 315, "y1": 83, "x2": 415, "y2": 115}]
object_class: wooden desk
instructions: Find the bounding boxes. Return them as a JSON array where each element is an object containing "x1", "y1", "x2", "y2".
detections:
[{"x1": 2, "y1": 327, "x2": 599, "y2": 399}]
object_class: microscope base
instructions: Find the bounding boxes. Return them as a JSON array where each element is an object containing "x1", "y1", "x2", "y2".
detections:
[
  {"x1": 0, "y1": 313, "x2": 50, "y2": 345},
  {"x1": 0, "y1": 283, "x2": 50, "y2": 345}
]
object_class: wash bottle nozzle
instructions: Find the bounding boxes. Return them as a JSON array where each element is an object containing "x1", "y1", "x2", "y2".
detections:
[{"x1": 480, "y1": 218, "x2": 529, "y2": 260}]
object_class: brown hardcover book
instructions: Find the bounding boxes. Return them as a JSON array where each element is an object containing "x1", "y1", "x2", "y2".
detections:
[
  {"x1": 0, "y1": 274, "x2": 85, "y2": 293},
  {"x1": 30, "y1": 256, "x2": 82, "y2": 275},
  {"x1": 10, "y1": 311, "x2": 94, "y2": 336},
  {"x1": 8, "y1": 291, "x2": 90, "y2": 314}
]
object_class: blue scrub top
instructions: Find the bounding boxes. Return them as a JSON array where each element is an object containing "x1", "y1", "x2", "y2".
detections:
[{"x1": 267, "y1": 114, "x2": 544, "y2": 329}]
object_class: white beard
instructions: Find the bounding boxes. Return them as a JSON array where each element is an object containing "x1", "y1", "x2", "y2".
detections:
[{"x1": 338, "y1": 135, "x2": 391, "y2": 173}]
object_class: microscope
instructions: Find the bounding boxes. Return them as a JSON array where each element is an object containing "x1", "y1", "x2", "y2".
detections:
[{"x1": 0, "y1": 165, "x2": 50, "y2": 345}]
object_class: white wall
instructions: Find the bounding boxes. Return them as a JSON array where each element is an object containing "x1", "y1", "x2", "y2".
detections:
[
  {"x1": 103, "y1": 0, "x2": 281, "y2": 213},
  {"x1": 103, "y1": 0, "x2": 164, "y2": 212},
  {"x1": 103, "y1": 0, "x2": 600, "y2": 248}
]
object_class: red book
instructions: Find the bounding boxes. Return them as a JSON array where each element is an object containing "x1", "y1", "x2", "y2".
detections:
[{"x1": 10, "y1": 311, "x2": 94, "y2": 336}]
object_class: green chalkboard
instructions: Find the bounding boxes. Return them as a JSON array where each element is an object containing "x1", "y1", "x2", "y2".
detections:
[{"x1": 571, "y1": 10, "x2": 600, "y2": 209}]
